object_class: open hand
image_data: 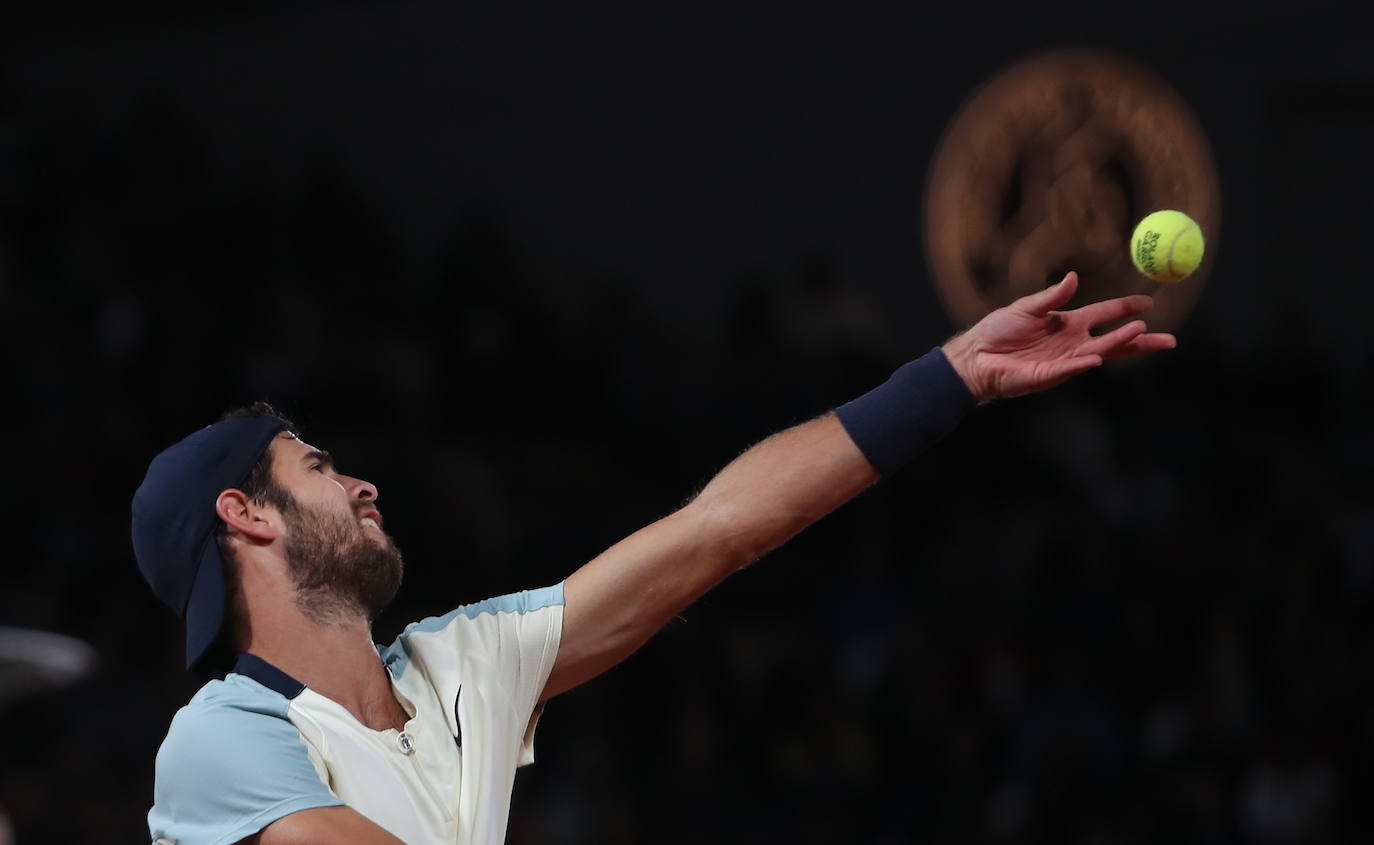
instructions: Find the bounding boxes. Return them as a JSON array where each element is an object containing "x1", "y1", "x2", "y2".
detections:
[{"x1": 941, "y1": 272, "x2": 1176, "y2": 402}]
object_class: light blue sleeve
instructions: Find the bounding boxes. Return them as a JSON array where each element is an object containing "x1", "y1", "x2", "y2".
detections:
[{"x1": 147, "y1": 687, "x2": 344, "y2": 845}]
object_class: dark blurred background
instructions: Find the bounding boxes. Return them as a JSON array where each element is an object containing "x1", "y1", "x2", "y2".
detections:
[{"x1": 3, "y1": 1, "x2": 1374, "y2": 843}]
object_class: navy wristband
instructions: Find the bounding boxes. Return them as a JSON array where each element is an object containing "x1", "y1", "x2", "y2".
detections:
[{"x1": 835, "y1": 347, "x2": 976, "y2": 476}]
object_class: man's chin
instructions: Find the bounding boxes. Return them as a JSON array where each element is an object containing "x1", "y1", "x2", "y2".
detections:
[{"x1": 363, "y1": 525, "x2": 397, "y2": 550}]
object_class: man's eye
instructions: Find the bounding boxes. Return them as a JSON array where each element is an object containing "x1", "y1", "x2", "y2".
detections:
[{"x1": 310, "y1": 464, "x2": 323, "y2": 472}]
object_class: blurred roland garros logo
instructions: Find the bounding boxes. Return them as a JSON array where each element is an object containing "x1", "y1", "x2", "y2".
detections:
[{"x1": 924, "y1": 49, "x2": 1220, "y2": 337}]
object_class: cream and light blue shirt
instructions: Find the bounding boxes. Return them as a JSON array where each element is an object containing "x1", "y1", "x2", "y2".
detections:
[{"x1": 148, "y1": 584, "x2": 565, "y2": 845}]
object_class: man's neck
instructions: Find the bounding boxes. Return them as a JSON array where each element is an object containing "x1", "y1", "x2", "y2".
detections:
[{"x1": 243, "y1": 615, "x2": 409, "y2": 733}]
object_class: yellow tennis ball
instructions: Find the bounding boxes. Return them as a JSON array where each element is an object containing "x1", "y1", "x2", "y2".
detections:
[{"x1": 1131, "y1": 210, "x2": 1205, "y2": 283}]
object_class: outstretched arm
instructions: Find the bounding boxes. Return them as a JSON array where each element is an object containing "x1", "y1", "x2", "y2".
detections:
[
  {"x1": 544, "y1": 412, "x2": 876, "y2": 699},
  {"x1": 542, "y1": 272, "x2": 1173, "y2": 699}
]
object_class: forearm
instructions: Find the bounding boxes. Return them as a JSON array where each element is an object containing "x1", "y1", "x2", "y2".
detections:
[
  {"x1": 686, "y1": 412, "x2": 877, "y2": 566},
  {"x1": 690, "y1": 346, "x2": 975, "y2": 561}
]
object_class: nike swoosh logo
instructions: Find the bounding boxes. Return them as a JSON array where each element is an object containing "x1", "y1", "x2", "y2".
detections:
[{"x1": 453, "y1": 684, "x2": 463, "y2": 749}]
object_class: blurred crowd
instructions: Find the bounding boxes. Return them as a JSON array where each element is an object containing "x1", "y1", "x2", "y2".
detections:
[{"x1": 3, "y1": 90, "x2": 1373, "y2": 845}]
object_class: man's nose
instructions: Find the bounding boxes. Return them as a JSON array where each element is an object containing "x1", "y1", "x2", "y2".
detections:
[{"x1": 345, "y1": 476, "x2": 378, "y2": 502}]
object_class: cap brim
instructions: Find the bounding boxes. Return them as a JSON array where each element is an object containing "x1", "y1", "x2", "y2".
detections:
[{"x1": 183, "y1": 537, "x2": 227, "y2": 672}]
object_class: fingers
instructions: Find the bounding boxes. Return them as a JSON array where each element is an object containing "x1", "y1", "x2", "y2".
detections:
[
  {"x1": 1084, "y1": 319, "x2": 1178, "y2": 359},
  {"x1": 1083, "y1": 319, "x2": 1148, "y2": 357},
  {"x1": 1018, "y1": 271, "x2": 1079, "y2": 316},
  {"x1": 1071, "y1": 294, "x2": 1155, "y2": 329},
  {"x1": 1101, "y1": 332, "x2": 1178, "y2": 359}
]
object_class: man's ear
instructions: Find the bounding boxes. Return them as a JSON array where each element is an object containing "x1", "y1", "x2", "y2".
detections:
[{"x1": 215, "y1": 489, "x2": 279, "y2": 543}]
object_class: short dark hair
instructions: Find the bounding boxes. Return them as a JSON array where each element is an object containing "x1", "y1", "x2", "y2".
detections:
[{"x1": 206, "y1": 402, "x2": 299, "y2": 672}]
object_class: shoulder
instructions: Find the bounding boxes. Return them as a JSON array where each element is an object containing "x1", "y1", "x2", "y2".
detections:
[
  {"x1": 157, "y1": 675, "x2": 295, "y2": 765},
  {"x1": 379, "y1": 583, "x2": 565, "y2": 672},
  {"x1": 422, "y1": 583, "x2": 566, "y2": 629},
  {"x1": 151, "y1": 676, "x2": 342, "y2": 845},
  {"x1": 392, "y1": 583, "x2": 565, "y2": 644}
]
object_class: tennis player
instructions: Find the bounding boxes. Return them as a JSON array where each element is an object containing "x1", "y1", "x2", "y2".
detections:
[{"x1": 134, "y1": 273, "x2": 1172, "y2": 844}]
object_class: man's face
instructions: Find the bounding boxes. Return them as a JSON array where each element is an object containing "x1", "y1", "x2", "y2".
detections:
[{"x1": 265, "y1": 432, "x2": 404, "y2": 623}]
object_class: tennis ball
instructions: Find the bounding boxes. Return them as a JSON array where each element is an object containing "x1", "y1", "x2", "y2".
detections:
[{"x1": 1131, "y1": 210, "x2": 1205, "y2": 283}]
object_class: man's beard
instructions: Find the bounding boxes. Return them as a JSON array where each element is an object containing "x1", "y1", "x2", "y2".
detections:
[{"x1": 280, "y1": 500, "x2": 404, "y2": 625}]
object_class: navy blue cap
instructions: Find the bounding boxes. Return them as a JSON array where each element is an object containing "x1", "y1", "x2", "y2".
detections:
[{"x1": 132, "y1": 414, "x2": 288, "y2": 672}]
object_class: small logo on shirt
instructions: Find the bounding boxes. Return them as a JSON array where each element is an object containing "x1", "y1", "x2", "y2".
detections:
[{"x1": 453, "y1": 684, "x2": 463, "y2": 750}]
